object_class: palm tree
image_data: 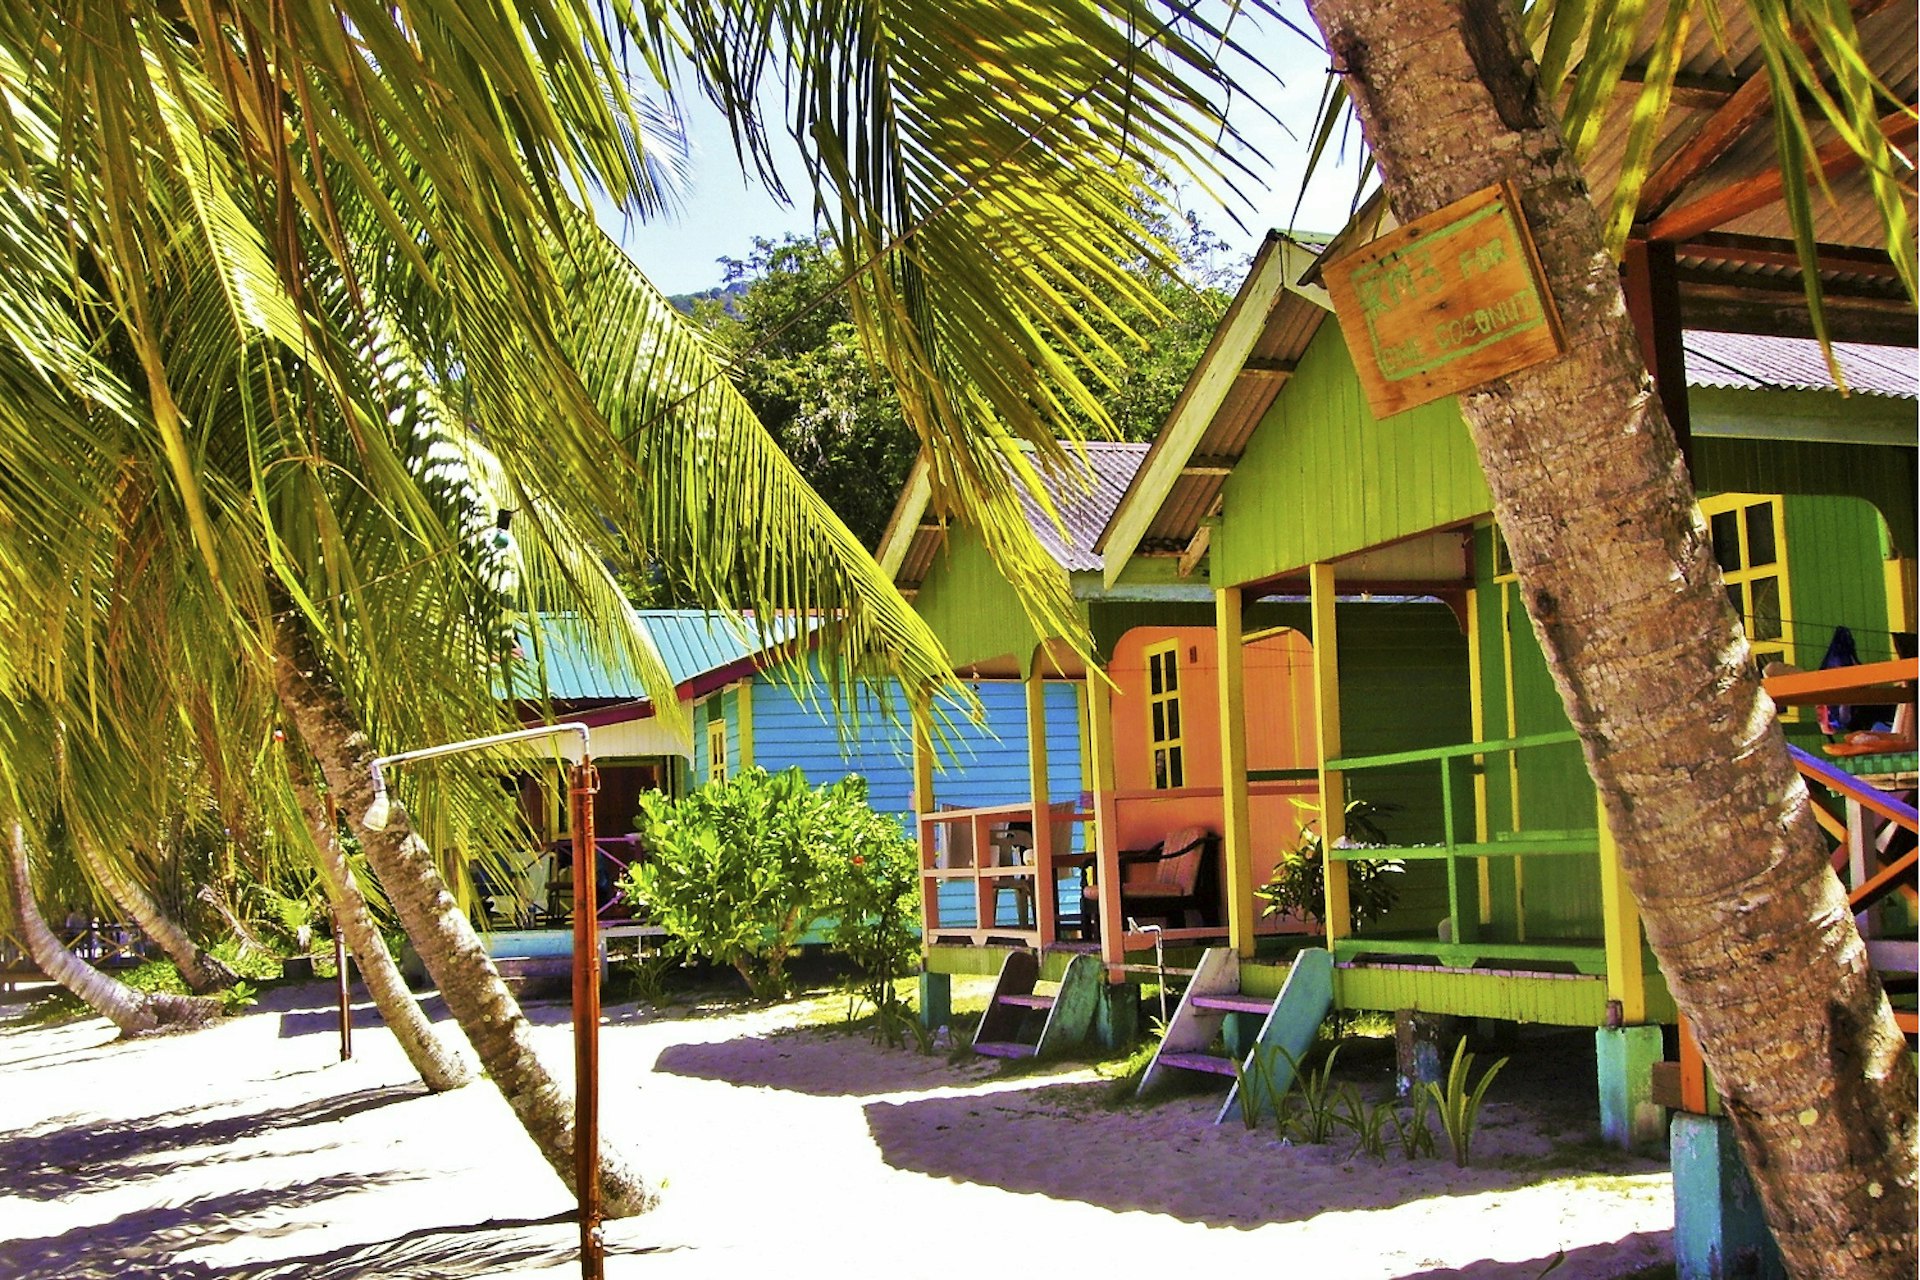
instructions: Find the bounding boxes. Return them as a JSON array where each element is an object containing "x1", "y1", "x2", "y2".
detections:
[
  {"x1": 1, "y1": 813, "x2": 219, "y2": 1036},
  {"x1": 1291, "y1": 0, "x2": 1915, "y2": 1271},
  {"x1": 0, "y1": 0, "x2": 1260, "y2": 1222},
  {"x1": 282, "y1": 762, "x2": 477, "y2": 1095}
]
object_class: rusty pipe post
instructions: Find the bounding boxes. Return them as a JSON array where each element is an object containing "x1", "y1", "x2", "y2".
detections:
[
  {"x1": 333, "y1": 916, "x2": 352, "y2": 1061},
  {"x1": 570, "y1": 758, "x2": 604, "y2": 1280}
]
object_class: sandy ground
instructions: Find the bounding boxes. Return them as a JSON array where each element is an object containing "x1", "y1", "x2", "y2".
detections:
[{"x1": 0, "y1": 979, "x2": 1673, "y2": 1279}]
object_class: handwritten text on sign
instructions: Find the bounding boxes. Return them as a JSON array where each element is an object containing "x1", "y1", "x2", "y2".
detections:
[{"x1": 1325, "y1": 181, "x2": 1565, "y2": 419}]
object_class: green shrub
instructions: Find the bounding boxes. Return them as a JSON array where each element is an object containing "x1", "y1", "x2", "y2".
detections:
[
  {"x1": 1256, "y1": 799, "x2": 1403, "y2": 933},
  {"x1": 808, "y1": 779, "x2": 919, "y2": 1037},
  {"x1": 626, "y1": 767, "x2": 918, "y2": 1005},
  {"x1": 1428, "y1": 1036, "x2": 1509, "y2": 1168}
]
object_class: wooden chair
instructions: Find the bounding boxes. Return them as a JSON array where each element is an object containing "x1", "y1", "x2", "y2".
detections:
[{"x1": 1116, "y1": 825, "x2": 1220, "y2": 928}]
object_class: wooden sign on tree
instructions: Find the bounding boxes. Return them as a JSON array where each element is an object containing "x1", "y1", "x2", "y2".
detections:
[{"x1": 1324, "y1": 180, "x2": 1566, "y2": 418}]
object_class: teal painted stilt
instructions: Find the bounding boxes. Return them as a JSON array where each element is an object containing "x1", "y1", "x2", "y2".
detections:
[
  {"x1": 1596, "y1": 1025, "x2": 1665, "y2": 1151},
  {"x1": 1093, "y1": 979, "x2": 1139, "y2": 1050},
  {"x1": 918, "y1": 970, "x2": 951, "y2": 1032},
  {"x1": 1672, "y1": 1113, "x2": 1785, "y2": 1279}
]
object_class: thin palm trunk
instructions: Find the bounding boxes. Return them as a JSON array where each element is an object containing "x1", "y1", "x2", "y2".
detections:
[
  {"x1": 72, "y1": 835, "x2": 236, "y2": 994},
  {"x1": 287, "y1": 766, "x2": 476, "y2": 1093},
  {"x1": 271, "y1": 624, "x2": 656, "y2": 1216},
  {"x1": 1301, "y1": 0, "x2": 1916, "y2": 1271},
  {"x1": 5, "y1": 823, "x2": 216, "y2": 1036}
]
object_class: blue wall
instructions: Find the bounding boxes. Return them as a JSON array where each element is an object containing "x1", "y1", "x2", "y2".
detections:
[{"x1": 693, "y1": 658, "x2": 1084, "y2": 826}]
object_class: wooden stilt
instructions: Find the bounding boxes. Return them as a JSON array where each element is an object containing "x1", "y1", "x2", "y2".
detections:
[
  {"x1": 1215, "y1": 586, "x2": 1256, "y2": 956},
  {"x1": 1309, "y1": 564, "x2": 1350, "y2": 942}
]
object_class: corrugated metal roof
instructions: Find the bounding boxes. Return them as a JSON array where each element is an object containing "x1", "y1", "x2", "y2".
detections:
[
  {"x1": 1682, "y1": 331, "x2": 1918, "y2": 398},
  {"x1": 1019, "y1": 442, "x2": 1149, "y2": 571},
  {"x1": 507, "y1": 611, "x2": 806, "y2": 702}
]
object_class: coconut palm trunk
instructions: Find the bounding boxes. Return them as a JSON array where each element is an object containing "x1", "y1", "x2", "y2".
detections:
[
  {"x1": 270, "y1": 626, "x2": 656, "y2": 1216},
  {"x1": 5, "y1": 823, "x2": 216, "y2": 1036},
  {"x1": 1299, "y1": 0, "x2": 1916, "y2": 1271},
  {"x1": 286, "y1": 767, "x2": 476, "y2": 1093},
  {"x1": 71, "y1": 835, "x2": 237, "y2": 995}
]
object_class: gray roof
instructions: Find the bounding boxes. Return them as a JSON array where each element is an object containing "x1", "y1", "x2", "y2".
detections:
[
  {"x1": 1683, "y1": 331, "x2": 1917, "y2": 399},
  {"x1": 1017, "y1": 442, "x2": 1150, "y2": 572}
]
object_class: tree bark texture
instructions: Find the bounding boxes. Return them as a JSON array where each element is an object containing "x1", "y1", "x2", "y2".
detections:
[
  {"x1": 270, "y1": 625, "x2": 657, "y2": 1216},
  {"x1": 5, "y1": 824, "x2": 216, "y2": 1036},
  {"x1": 287, "y1": 767, "x2": 477, "y2": 1094},
  {"x1": 1299, "y1": 0, "x2": 1915, "y2": 1272},
  {"x1": 73, "y1": 835, "x2": 237, "y2": 994}
]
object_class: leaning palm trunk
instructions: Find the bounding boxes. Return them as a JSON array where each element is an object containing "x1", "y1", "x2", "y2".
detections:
[
  {"x1": 1302, "y1": 0, "x2": 1916, "y2": 1271},
  {"x1": 287, "y1": 767, "x2": 476, "y2": 1094},
  {"x1": 271, "y1": 629, "x2": 656, "y2": 1216},
  {"x1": 4, "y1": 824, "x2": 216, "y2": 1036},
  {"x1": 72, "y1": 835, "x2": 237, "y2": 994}
]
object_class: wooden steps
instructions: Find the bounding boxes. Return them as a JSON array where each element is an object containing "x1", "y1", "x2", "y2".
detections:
[
  {"x1": 1137, "y1": 947, "x2": 1336, "y2": 1124},
  {"x1": 1156, "y1": 1050, "x2": 1238, "y2": 1077},
  {"x1": 1191, "y1": 993, "x2": 1274, "y2": 1016},
  {"x1": 970, "y1": 950, "x2": 1102, "y2": 1061}
]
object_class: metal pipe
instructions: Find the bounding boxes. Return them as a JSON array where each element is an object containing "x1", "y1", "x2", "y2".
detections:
[
  {"x1": 333, "y1": 916, "x2": 352, "y2": 1061},
  {"x1": 367, "y1": 720, "x2": 602, "y2": 1280}
]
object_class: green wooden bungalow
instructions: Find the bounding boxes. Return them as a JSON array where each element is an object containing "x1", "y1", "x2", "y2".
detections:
[
  {"x1": 1092, "y1": 220, "x2": 1914, "y2": 1142},
  {"x1": 878, "y1": 430, "x2": 1351, "y2": 1050}
]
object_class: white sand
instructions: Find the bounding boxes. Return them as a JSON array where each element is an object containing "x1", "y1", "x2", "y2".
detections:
[{"x1": 0, "y1": 980, "x2": 1672, "y2": 1279}]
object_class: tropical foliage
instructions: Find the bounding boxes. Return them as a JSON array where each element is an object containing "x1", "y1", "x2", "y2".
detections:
[
  {"x1": 626, "y1": 768, "x2": 917, "y2": 1002},
  {"x1": 700, "y1": 218, "x2": 1241, "y2": 549}
]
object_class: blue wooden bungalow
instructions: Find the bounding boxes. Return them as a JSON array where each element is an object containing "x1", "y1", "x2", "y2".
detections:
[
  {"x1": 504, "y1": 608, "x2": 1086, "y2": 928},
  {"x1": 1093, "y1": 205, "x2": 1914, "y2": 1185}
]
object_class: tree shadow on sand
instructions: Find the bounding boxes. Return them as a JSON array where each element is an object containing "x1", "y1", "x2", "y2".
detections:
[
  {"x1": 1391, "y1": 1231, "x2": 1672, "y2": 1277},
  {"x1": 862, "y1": 1077, "x2": 1665, "y2": 1231},
  {"x1": 0, "y1": 1174, "x2": 409, "y2": 1279},
  {"x1": 652, "y1": 1027, "x2": 982, "y2": 1098},
  {"x1": 0, "y1": 1086, "x2": 427, "y2": 1202},
  {"x1": 199, "y1": 1212, "x2": 672, "y2": 1279}
]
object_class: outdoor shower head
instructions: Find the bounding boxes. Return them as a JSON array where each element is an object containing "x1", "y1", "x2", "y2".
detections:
[{"x1": 363, "y1": 762, "x2": 393, "y2": 833}]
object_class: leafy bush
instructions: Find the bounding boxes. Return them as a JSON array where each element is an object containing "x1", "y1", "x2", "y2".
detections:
[
  {"x1": 807, "y1": 780, "x2": 920, "y2": 1039},
  {"x1": 1257, "y1": 799, "x2": 1404, "y2": 933},
  {"x1": 626, "y1": 767, "x2": 918, "y2": 1004},
  {"x1": 1428, "y1": 1036, "x2": 1509, "y2": 1168}
]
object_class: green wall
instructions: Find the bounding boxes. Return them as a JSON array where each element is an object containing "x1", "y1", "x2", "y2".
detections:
[
  {"x1": 1694, "y1": 435, "x2": 1914, "y2": 560},
  {"x1": 911, "y1": 524, "x2": 1056, "y2": 673},
  {"x1": 1211, "y1": 321, "x2": 1490, "y2": 588}
]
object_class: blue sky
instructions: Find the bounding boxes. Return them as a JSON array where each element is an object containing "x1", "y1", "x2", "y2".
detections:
[{"x1": 611, "y1": 7, "x2": 1373, "y2": 295}]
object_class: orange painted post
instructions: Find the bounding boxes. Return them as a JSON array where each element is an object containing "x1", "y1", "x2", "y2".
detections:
[
  {"x1": 570, "y1": 760, "x2": 604, "y2": 1280},
  {"x1": 1086, "y1": 674, "x2": 1125, "y2": 971},
  {"x1": 1026, "y1": 670, "x2": 1058, "y2": 946},
  {"x1": 911, "y1": 688, "x2": 938, "y2": 946},
  {"x1": 1677, "y1": 1015, "x2": 1710, "y2": 1115}
]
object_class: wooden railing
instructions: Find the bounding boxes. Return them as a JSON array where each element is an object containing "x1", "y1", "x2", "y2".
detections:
[
  {"x1": 1, "y1": 919, "x2": 154, "y2": 979},
  {"x1": 1323, "y1": 731, "x2": 1608, "y2": 969},
  {"x1": 918, "y1": 801, "x2": 1094, "y2": 948}
]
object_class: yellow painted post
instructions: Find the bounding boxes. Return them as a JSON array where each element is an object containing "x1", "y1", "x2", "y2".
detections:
[
  {"x1": 1465, "y1": 587, "x2": 1492, "y2": 928},
  {"x1": 1309, "y1": 563, "x2": 1350, "y2": 943},
  {"x1": 1215, "y1": 587, "x2": 1256, "y2": 956},
  {"x1": 1086, "y1": 674, "x2": 1125, "y2": 970},
  {"x1": 1026, "y1": 670, "x2": 1057, "y2": 945},
  {"x1": 735, "y1": 680, "x2": 754, "y2": 769},
  {"x1": 1597, "y1": 797, "x2": 1647, "y2": 1024},
  {"x1": 910, "y1": 687, "x2": 937, "y2": 955}
]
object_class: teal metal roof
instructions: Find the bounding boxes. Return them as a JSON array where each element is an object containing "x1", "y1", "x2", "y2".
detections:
[{"x1": 507, "y1": 611, "x2": 809, "y2": 703}]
